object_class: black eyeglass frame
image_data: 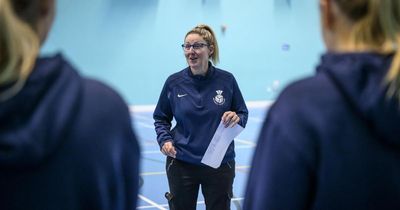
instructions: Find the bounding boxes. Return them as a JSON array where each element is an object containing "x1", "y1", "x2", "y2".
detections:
[{"x1": 181, "y1": 43, "x2": 210, "y2": 51}]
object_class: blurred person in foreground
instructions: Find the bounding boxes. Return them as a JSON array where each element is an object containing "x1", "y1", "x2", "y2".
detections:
[
  {"x1": 0, "y1": 0, "x2": 140, "y2": 209},
  {"x1": 244, "y1": 0, "x2": 400, "y2": 209}
]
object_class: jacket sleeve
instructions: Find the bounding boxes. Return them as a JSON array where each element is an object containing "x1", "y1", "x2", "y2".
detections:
[
  {"x1": 231, "y1": 76, "x2": 248, "y2": 128},
  {"x1": 119, "y1": 108, "x2": 141, "y2": 210},
  {"x1": 243, "y1": 103, "x2": 316, "y2": 210},
  {"x1": 153, "y1": 80, "x2": 174, "y2": 148},
  {"x1": 80, "y1": 80, "x2": 141, "y2": 210}
]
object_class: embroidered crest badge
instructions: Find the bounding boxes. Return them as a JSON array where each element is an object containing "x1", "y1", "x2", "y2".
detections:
[{"x1": 213, "y1": 90, "x2": 225, "y2": 105}]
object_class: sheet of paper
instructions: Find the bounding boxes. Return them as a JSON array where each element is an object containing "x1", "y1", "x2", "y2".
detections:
[{"x1": 201, "y1": 122, "x2": 244, "y2": 168}]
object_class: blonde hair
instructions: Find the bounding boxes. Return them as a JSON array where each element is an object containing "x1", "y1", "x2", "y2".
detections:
[
  {"x1": 334, "y1": 0, "x2": 400, "y2": 99},
  {"x1": 185, "y1": 24, "x2": 220, "y2": 65},
  {"x1": 0, "y1": 0, "x2": 39, "y2": 101}
]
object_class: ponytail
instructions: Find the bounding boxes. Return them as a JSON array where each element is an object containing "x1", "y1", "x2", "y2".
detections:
[{"x1": 0, "y1": 0, "x2": 39, "y2": 101}]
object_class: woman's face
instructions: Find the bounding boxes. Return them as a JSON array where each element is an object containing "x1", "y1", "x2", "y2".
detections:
[{"x1": 183, "y1": 33, "x2": 213, "y2": 75}]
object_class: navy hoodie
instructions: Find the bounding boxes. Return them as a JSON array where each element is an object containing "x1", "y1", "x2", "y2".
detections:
[
  {"x1": 0, "y1": 54, "x2": 140, "y2": 210},
  {"x1": 153, "y1": 64, "x2": 248, "y2": 165},
  {"x1": 244, "y1": 52, "x2": 400, "y2": 210}
]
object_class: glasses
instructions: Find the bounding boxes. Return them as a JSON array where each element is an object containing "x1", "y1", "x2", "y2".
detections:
[{"x1": 181, "y1": 43, "x2": 209, "y2": 51}]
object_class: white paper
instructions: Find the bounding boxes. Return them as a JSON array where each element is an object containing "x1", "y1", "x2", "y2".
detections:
[{"x1": 201, "y1": 122, "x2": 244, "y2": 168}]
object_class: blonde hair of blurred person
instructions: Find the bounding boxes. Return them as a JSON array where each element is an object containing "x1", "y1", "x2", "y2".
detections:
[
  {"x1": 244, "y1": 1, "x2": 400, "y2": 209},
  {"x1": 320, "y1": 0, "x2": 400, "y2": 98},
  {"x1": 0, "y1": 1, "x2": 140, "y2": 209},
  {"x1": 0, "y1": 0, "x2": 54, "y2": 101}
]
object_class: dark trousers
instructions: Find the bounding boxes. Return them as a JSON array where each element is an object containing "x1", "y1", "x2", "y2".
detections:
[{"x1": 165, "y1": 156, "x2": 235, "y2": 210}]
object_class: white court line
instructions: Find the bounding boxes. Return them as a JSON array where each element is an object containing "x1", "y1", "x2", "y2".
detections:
[
  {"x1": 135, "y1": 122, "x2": 154, "y2": 129},
  {"x1": 142, "y1": 150, "x2": 162, "y2": 154},
  {"x1": 138, "y1": 194, "x2": 167, "y2": 210},
  {"x1": 130, "y1": 105, "x2": 156, "y2": 113},
  {"x1": 141, "y1": 171, "x2": 166, "y2": 176},
  {"x1": 235, "y1": 138, "x2": 256, "y2": 146},
  {"x1": 133, "y1": 115, "x2": 154, "y2": 125},
  {"x1": 245, "y1": 100, "x2": 274, "y2": 108},
  {"x1": 236, "y1": 165, "x2": 251, "y2": 170},
  {"x1": 141, "y1": 142, "x2": 159, "y2": 146},
  {"x1": 134, "y1": 114, "x2": 154, "y2": 120},
  {"x1": 248, "y1": 116, "x2": 264, "y2": 123},
  {"x1": 235, "y1": 145, "x2": 255, "y2": 149}
]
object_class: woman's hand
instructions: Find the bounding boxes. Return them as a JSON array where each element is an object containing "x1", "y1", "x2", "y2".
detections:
[
  {"x1": 222, "y1": 111, "x2": 240, "y2": 128},
  {"x1": 161, "y1": 141, "x2": 176, "y2": 158}
]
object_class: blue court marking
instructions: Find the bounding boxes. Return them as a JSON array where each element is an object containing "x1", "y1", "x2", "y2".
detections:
[{"x1": 131, "y1": 101, "x2": 271, "y2": 210}]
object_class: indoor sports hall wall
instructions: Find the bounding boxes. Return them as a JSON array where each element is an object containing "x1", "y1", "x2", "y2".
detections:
[{"x1": 41, "y1": 0, "x2": 324, "y2": 105}]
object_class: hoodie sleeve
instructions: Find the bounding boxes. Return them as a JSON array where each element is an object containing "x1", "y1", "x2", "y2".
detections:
[
  {"x1": 243, "y1": 90, "x2": 317, "y2": 210},
  {"x1": 123, "y1": 117, "x2": 141, "y2": 210},
  {"x1": 76, "y1": 79, "x2": 141, "y2": 210},
  {"x1": 112, "y1": 103, "x2": 141, "y2": 210},
  {"x1": 243, "y1": 112, "x2": 315, "y2": 210},
  {"x1": 231, "y1": 76, "x2": 248, "y2": 128},
  {"x1": 153, "y1": 79, "x2": 174, "y2": 148}
]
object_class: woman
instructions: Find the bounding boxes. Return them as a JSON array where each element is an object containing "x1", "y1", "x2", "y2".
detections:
[
  {"x1": 153, "y1": 24, "x2": 248, "y2": 210},
  {"x1": 244, "y1": 0, "x2": 400, "y2": 209},
  {"x1": 0, "y1": 0, "x2": 140, "y2": 209}
]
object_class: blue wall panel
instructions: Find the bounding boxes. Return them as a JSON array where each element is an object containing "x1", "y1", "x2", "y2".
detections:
[{"x1": 42, "y1": 0, "x2": 324, "y2": 105}]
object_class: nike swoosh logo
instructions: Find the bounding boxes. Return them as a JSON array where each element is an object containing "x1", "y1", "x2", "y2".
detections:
[{"x1": 177, "y1": 94, "x2": 187, "y2": 98}]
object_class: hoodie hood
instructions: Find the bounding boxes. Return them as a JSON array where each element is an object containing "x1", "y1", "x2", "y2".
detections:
[
  {"x1": 0, "y1": 54, "x2": 82, "y2": 168},
  {"x1": 318, "y1": 52, "x2": 400, "y2": 147}
]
